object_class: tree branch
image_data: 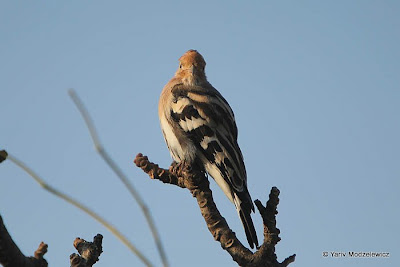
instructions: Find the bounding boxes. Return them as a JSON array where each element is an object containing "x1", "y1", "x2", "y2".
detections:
[
  {"x1": 1, "y1": 150, "x2": 153, "y2": 267},
  {"x1": 134, "y1": 153, "x2": 296, "y2": 267},
  {"x1": 70, "y1": 234, "x2": 103, "y2": 267},
  {"x1": 0, "y1": 214, "x2": 48, "y2": 267},
  {"x1": 68, "y1": 89, "x2": 168, "y2": 267}
]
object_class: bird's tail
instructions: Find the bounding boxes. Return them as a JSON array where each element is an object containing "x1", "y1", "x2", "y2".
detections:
[{"x1": 234, "y1": 195, "x2": 259, "y2": 249}]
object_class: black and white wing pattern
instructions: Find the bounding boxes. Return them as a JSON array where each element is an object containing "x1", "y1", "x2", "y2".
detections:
[{"x1": 168, "y1": 83, "x2": 259, "y2": 248}]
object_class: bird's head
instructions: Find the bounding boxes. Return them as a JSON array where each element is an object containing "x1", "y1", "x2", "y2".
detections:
[{"x1": 176, "y1": 49, "x2": 207, "y2": 86}]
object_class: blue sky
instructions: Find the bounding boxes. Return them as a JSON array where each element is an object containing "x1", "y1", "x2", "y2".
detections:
[{"x1": 1, "y1": 1, "x2": 399, "y2": 266}]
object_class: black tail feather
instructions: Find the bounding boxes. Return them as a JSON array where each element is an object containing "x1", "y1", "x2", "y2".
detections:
[{"x1": 239, "y1": 207, "x2": 258, "y2": 249}]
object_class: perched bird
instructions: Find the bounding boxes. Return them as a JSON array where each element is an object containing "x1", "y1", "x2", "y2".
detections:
[{"x1": 158, "y1": 50, "x2": 258, "y2": 248}]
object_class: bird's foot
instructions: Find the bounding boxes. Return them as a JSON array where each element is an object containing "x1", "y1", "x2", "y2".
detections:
[
  {"x1": 169, "y1": 161, "x2": 181, "y2": 176},
  {"x1": 169, "y1": 161, "x2": 192, "y2": 177}
]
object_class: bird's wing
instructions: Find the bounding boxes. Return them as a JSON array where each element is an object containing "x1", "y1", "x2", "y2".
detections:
[
  {"x1": 169, "y1": 83, "x2": 258, "y2": 249},
  {"x1": 170, "y1": 84, "x2": 247, "y2": 193}
]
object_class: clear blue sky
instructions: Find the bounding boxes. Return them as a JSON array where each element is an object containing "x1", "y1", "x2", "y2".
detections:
[{"x1": 1, "y1": 1, "x2": 399, "y2": 266}]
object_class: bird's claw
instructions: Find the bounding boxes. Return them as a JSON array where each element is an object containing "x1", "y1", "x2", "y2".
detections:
[{"x1": 169, "y1": 161, "x2": 192, "y2": 176}]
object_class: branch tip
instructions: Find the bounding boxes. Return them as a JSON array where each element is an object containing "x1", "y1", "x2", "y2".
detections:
[
  {"x1": 71, "y1": 234, "x2": 103, "y2": 266},
  {"x1": 69, "y1": 90, "x2": 167, "y2": 266},
  {"x1": 281, "y1": 254, "x2": 296, "y2": 266},
  {"x1": 34, "y1": 242, "x2": 48, "y2": 259},
  {"x1": 135, "y1": 154, "x2": 295, "y2": 266},
  {"x1": 0, "y1": 150, "x2": 8, "y2": 163}
]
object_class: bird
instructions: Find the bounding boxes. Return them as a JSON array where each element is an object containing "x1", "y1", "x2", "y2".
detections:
[{"x1": 158, "y1": 49, "x2": 258, "y2": 248}]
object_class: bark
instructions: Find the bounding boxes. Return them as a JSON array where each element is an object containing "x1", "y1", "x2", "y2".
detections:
[
  {"x1": 134, "y1": 153, "x2": 295, "y2": 267},
  {"x1": 0, "y1": 215, "x2": 48, "y2": 267},
  {"x1": 70, "y1": 234, "x2": 103, "y2": 267},
  {"x1": 0, "y1": 213, "x2": 103, "y2": 267}
]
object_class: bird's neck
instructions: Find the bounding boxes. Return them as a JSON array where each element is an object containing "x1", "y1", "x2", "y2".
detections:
[{"x1": 181, "y1": 74, "x2": 207, "y2": 87}]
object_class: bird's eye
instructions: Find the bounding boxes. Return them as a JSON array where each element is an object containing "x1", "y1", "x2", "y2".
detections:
[{"x1": 179, "y1": 64, "x2": 182, "y2": 69}]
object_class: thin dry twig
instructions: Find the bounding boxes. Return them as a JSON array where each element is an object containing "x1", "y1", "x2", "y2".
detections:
[
  {"x1": 4, "y1": 152, "x2": 153, "y2": 267},
  {"x1": 68, "y1": 89, "x2": 168, "y2": 267}
]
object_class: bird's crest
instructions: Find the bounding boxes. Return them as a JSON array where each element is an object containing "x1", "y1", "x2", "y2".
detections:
[{"x1": 179, "y1": 50, "x2": 206, "y2": 69}]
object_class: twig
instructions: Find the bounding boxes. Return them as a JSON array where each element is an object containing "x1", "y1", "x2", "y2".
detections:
[
  {"x1": 68, "y1": 89, "x2": 168, "y2": 267},
  {"x1": 4, "y1": 152, "x2": 153, "y2": 267}
]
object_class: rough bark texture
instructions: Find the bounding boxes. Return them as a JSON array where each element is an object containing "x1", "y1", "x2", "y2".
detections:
[
  {"x1": 134, "y1": 153, "x2": 296, "y2": 267},
  {"x1": 0, "y1": 215, "x2": 48, "y2": 267},
  {"x1": 1, "y1": 149, "x2": 104, "y2": 267},
  {"x1": 0, "y1": 214, "x2": 103, "y2": 267},
  {"x1": 70, "y1": 234, "x2": 103, "y2": 267}
]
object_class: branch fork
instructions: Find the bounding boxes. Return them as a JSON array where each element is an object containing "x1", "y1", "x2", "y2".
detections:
[
  {"x1": 70, "y1": 234, "x2": 103, "y2": 267},
  {"x1": 134, "y1": 153, "x2": 295, "y2": 267}
]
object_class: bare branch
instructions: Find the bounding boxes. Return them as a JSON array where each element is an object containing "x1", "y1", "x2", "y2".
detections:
[
  {"x1": 0, "y1": 214, "x2": 48, "y2": 267},
  {"x1": 33, "y1": 242, "x2": 48, "y2": 264},
  {"x1": 3, "y1": 151, "x2": 153, "y2": 267},
  {"x1": 0, "y1": 150, "x2": 7, "y2": 163},
  {"x1": 68, "y1": 89, "x2": 168, "y2": 267},
  {"x1": 134, "y1": 153, "x2": 296, "y2": 267},
  {"x1": 70, "y1": 234, "x2": 103, "y2": 267}
]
